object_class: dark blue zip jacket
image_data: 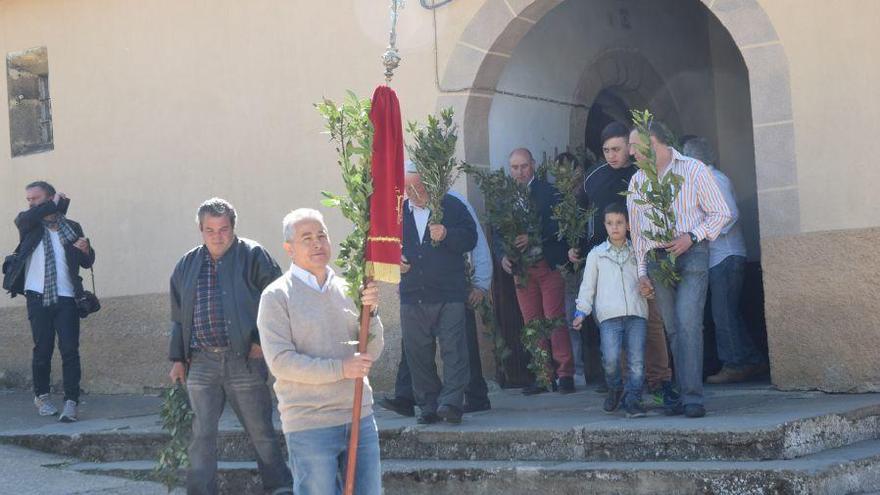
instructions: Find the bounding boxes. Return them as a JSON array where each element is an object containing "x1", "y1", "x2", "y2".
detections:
[{"x1": 400, "y1": 194, "x2": 477, "y2": 304}]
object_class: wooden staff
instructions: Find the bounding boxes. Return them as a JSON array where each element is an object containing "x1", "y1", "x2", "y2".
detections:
[{"x1": 343, "y1": 281, "x2": 374, "y2": 495}]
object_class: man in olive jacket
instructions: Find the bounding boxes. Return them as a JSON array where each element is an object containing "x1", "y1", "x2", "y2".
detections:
[{"x1": 167, "y1": 197, "x2": 291, "y2": 495}]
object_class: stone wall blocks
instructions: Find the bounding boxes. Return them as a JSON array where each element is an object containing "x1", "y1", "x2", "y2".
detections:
[
  {"x1": 742, "y1": 43, "x2": 794, "y2": 126},
  {"x1": 753, "y1": 122, "x2": 798, "y2": 191},
  {"x1": 709, "y1": 0, "x2": 780, "y2": 48},
  {"x1": 756, "y1": 187, "x2": 801, "y2": 238}
]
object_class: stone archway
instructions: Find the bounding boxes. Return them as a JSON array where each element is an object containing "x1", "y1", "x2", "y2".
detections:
[{"x1": 436, "y1": 0, "x2": 800, "y2": 240}]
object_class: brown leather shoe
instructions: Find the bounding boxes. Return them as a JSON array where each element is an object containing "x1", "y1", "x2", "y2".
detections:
[{"x1": 706, "y1": 367, "x2": 749, "y2": 384}]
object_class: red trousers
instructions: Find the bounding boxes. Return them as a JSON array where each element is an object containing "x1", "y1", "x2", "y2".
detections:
[{"x1": 515, "y1": 260, "x2": 574, "y2": 378}]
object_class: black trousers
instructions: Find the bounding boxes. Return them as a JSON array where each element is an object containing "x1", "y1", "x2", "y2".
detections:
[
  {"x1": 26, "y1": 292, "x2": 81, "y2": 403},
  {"x1": 394, "y1": 306, "x2": 490, "y2": 408}
]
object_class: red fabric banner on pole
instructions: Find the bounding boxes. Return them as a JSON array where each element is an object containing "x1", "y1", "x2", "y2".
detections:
[
  {"x1": 344, "y1": 84, "x2": 404, "y2": 495},
  {"x1": 364, "y1": 85, "x2": 404, "y2": 284}
]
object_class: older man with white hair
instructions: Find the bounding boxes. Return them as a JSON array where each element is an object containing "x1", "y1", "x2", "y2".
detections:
[{"x1": 257, "y1": 208, "x2": 384, "y2": 495}]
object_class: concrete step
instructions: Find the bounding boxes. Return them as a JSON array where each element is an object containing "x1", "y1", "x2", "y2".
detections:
[
  {"x1": 4, "y1": 399, "x2": 878, "y2": 463},
  {"x1": 66, "y1": 439, "x2": 880, "y2": 495}
]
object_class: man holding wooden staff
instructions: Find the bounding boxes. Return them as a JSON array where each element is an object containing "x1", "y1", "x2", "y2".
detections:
[{"x1": 257, "y1": 208, "x2": 384, "y2": 495}]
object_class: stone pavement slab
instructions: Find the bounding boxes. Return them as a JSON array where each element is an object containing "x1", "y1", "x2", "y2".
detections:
[{"x1": 0, "y1": 444, "x2": 176, "y2": 494}]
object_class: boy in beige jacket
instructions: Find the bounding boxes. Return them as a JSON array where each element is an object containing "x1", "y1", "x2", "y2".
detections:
[{"x1": 573, "y1": 203, "x2": 649, "y2": 418}]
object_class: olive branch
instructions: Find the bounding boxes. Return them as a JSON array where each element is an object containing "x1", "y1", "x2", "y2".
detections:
[
  {"x1": 406, "y1": 108, "x2": 460, "y2": 246},
  {"x1": 520, "y1": 317, "x2": 565, "y2": 389},
  {"x1": 315, "y1": 92, "x2": 374, "y2": 317},
  {"x1": 626, "y1": 109, "x2": 683, "y2": 287},
  {"x1": 459, "y1": 164, "x2": 542, "y2": 287},
  {"x1": 541, "y1": 154, "x2": 594, "y2": 275},
  {"x1": 154, "y1": 383, "x2": 193, "y2": 490}
]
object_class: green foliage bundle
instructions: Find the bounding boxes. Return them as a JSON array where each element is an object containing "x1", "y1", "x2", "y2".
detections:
[
  {"x1": 465, "y1": 259, "x2": 511, "y2": 381},
  {"x1": 459, "y1": 164, "x2": 541, "y2": 287},
  {"x1": 542, "y1": 154, "x2": 594, "y2": 274},
  {"x1": 627, "y1": 109, "x2": 683, "y2": 287},
  {"x1": 315, "y1": 92, "x2": 374, "y2": 312},
  {"x1": 520, "y1": 317, "x2": 564, "y2": 389},
  {"x1": 406, "y1": 108, "x2": 460, "y2": 246},
  {"x1": 154, "y1": 383, "x2": 193, "y2": 490}
]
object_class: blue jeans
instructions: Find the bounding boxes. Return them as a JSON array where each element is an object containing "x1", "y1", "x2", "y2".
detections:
[
  {"x1": 649, "y1": 241, "x2": 709, "y2": 406},
  {"x1": 186, "y1": 350, "x2": 292, "y2": 495},
  {"x1": 598, "y1": 316, "x2": 646, "y2": 404},
  {"x1": 710, "y1": 255, "x2": 763, "y2": 369},
  {"x1": 285, "y1": 415, "x2": 382, "y2": 495}
]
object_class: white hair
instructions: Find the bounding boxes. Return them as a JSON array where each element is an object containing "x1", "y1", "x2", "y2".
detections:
[{"x1": 282, "y1": 208, "x2": 327, "y2": 242}]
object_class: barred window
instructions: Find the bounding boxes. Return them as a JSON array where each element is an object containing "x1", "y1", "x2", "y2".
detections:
[{"x1": 7, "y1": 46, "x2": 53, "y2": 157}]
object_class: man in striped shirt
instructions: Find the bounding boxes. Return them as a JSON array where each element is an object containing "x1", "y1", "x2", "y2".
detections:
[{"x1": 626, "y1": 123, "x2": 731, "y2": 418}]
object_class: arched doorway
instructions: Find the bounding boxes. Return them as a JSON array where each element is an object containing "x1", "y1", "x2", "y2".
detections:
[{"x1": 437, "y1": 0, "x2": 800, "y2": 385}]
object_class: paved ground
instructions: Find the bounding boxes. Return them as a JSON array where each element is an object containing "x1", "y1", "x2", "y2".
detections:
[
  {"x1": 0, "y1": 444, "x2": 176, "y2": 494},
  {"x1": 2, "y1": 382, "x2": 880, "y2": 440},
  {"x1": 1, "y1": 383, "x2": 878, "y2": 492}
]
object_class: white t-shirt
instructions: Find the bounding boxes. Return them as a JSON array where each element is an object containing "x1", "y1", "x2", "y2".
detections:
[{"x1": 24, "y1": 230, "x2": 75, "y2": 297}]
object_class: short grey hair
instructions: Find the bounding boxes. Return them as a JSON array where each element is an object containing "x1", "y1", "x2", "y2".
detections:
[
  {"x1": 682, "y1": 137, "x2": 716, "y2": 166},
  {"x1": 196, "y1": 197, "x2": 237, "y2": 228},
  {"x1": 282, "y1": 208, "x2": 327, "y2": 242}
]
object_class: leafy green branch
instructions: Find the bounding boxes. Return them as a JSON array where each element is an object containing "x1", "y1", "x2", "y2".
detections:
[
  {"x1": 626, "y1": 109, "x2": 683, "y2": 287},
  {"x1": 154, "y1": 383, "x2": 193, "y2": 490},
  {"x1": 542, "y1": 154, "x2": 594, "y2": 275},
  {"x1": 520, "y1": 317, "x2": 564, "y2": 389},
  {"x1": 315, "y1": 92, "x2": 374, "y2": 314},
  {"x1": 406, "y1": 108, "x2": 460, "y2": 246},
  {"x1": 459, "y1": 164, "x2": 542, "y2": 287}
]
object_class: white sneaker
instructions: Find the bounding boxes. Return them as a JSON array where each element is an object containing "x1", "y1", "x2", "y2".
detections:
[
  {"x1": 34, "y1": 394, "x2": 58, "y2": 416},
  {"x1": 58, "y1": 400, "x2": 78, "y2": 423}
]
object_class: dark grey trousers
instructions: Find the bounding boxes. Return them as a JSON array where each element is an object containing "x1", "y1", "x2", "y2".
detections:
[
  {"x1": 186, "y1": 350, "x2": 292, "y2": 495},
  {"x1": 401, "y1": 302, "x2": 469, "y2": 412}
]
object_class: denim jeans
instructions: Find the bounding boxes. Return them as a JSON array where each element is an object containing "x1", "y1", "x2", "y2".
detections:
[
  {"x1": 648, "y1": 241, "x2": 710, "y2": 406},
  {"x1": 26, "y1": 293, "x2": 80, "y2": 403},
  {"x1": 709, "y1": 255, "x2": 763, "y2": 369},
  {"x1": 186, "y1": 350, "x2": 291, "y2": 495},
  {"x1": 598, "y1": 316, "x2": 647, "y2": 404},
  {"x1": 285, "y1": 415, "x2": 381, "y2": 495}
]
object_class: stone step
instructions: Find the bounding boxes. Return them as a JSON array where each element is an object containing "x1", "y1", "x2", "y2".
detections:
[
  {"x1": 66, "y1": 439, "x2": 880, "y2": 495},
  {"x1": 4, "y1": 400, "x2": 878, "y2": 463}
]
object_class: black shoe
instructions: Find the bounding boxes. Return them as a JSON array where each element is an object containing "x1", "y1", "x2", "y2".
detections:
[
  {"x1": 595, "y1": 383, "x2": 609, "y2": 394},
  {"x1": 558, "y1": 377, "x2": 575, "y2": 394},
  {"x1": 463, "y1": 401, "x2": 491, "y2": 413},
  {"x1": 417, "y1": 411, "x2": 440, "y2": 424},
  {"x1": 603, "y1": 389, "x2": 623, "y2": 413},
  {"x1": 377, "y1": 396, "x2": 415, "y2": 417},
  {"x1": 663, "y1": 402, "x2": 684, "y2": 416},
  {"x1": 522, "y1": 384, "x2": 548, "y2": 396},
  {"x1": 625, "y1": 401, "x2": 647, "y2": 418},
  {"x1": 437, "y1": 404, "x2": 463, "y2": 424},
  {"x1": 684, "y1": 404, "x2": 706, "y2": 418}
]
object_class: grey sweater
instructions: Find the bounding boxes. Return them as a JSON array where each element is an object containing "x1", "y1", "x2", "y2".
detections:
[{"x1": 257, "y1": 268, "x2": 384, "y2": 433}]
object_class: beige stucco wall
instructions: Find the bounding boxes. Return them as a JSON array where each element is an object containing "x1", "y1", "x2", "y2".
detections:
[
  {"x1": 0, "y1": 0, "x2": 477, "y2": 393},
  {"x1": 1, "y1": 0, "x2": 879, "y2": 394},
  {"x1": 757, "y1": 0, "x2": 880, "y2": 233}
]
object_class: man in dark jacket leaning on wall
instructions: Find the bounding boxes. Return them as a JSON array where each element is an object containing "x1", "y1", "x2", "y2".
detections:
[{"x1": 167, "y1": 197, "x2": 291, "y2": 495}]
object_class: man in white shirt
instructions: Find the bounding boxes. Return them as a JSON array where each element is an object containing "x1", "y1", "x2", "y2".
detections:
[{"x1": 8, "y1": 181, "x2": 94, "y2": 422}]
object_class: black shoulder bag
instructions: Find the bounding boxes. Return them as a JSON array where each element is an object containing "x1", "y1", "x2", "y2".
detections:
[{"x1": 77, "y1": 267, "x2": 101, "y2": 318}]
